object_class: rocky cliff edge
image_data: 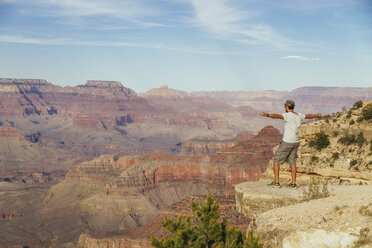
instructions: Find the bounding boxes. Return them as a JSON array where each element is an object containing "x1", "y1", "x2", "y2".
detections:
[{"x1": 235, "y1": 101, "x2": 372, "y2": 248}]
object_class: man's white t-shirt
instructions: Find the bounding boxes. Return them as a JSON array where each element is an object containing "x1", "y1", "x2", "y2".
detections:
[{"x1": 282, "y1": 112, "x2": 306, "y2": 143}]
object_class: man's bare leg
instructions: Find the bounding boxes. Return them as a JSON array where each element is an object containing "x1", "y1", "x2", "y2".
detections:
[
  {"x1": 274, "y1": 162, "x2": 280, "y2": 183},
  {"x1": 290, "y1": 164, "x2": 296, "y2": 184}
]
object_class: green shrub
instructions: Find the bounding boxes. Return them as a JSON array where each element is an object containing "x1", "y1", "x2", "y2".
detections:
[
  {"x1": 357, "y1": 116, "x2": 364, "y2": 123},
  {"x1": 350, "y1": 119, "x2": 355, "y2": 125},
  {"x1": 357, "y1": 132, "x2": 366, "y2": 147},
  {"x1": 362, "y1": 103, "x2": 372, "y2": 120},
  {"x1": 311, "y1": 156, "x2": 319, "y2": 163},
  {"x1": 353, "y1": 227, "x2": 372, "y2": 248},
  {"x1": 359, "y1": 203, "x2": 372, "y2": 216},
  {"x1": 338, "y1": 133, "x2": 357, "y2": 146},
  {"x1": 151, "y1": 194, "x2": 263, "y2": 248},
  {"x1": 353, "y1": 100, "x2": 363, "y2": 110},
  {"x1": 346, "y1": 113, "x2": 351, "y2": 119},
  {"x1": 302, "y1": 177, "x2": 330, "y2": 201},
  {"x1": 350, "y1": 160, "x2": 358, "y2": 166},
  {"x1": 332, "y1": 152, "x2": 339, "y2": 160},
  {"x1": 309, "y1": 131, "x2": 330, "y2": 151}
]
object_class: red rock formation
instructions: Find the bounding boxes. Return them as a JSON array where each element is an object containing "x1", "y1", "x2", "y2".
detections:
[{"x1": 64, "y1": 126, "x2": 281, "y2": 200}]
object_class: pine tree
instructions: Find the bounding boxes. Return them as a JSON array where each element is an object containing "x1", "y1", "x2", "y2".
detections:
[{"x1": 151, "y1": 194, "x2": 263, "y2": 248}]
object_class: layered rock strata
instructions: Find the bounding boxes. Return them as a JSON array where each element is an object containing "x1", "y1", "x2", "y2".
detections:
[{"x1": 13, "y1": 125, "x2": 279, "y2": 246}]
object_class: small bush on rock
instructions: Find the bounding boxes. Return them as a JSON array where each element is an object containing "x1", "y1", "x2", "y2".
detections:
[
  {"x1": 362, "y1": 103, "x2": 372, "y2": 120},
  {"x1": 338, "y1": 133, "x2": 357, "y2": 146},
  {"x1": 302, "y1": 177, "x2": 330, "y2": 201},
  {"x1": 350, "y1": 160, "x2": 358, "y2": 167},
  {"x1": 359, "y1": 203, "x2": 372, "y2": 216},
  {"x1": 311, "y1": 156, "x2": 319, "y2": 163},
  {"x1": 357, "y1": 132, "x2": 366, "y2": 148},
  {"x1": 349, "y1": 119, "x2": 355, "y2": 125},
  {"x1": 357, "y1": 116, "x2": 364, "y2": 123},
  {"x1": 332, "y1": 152, "x2": 339, "y2": 160},
  {"x1": 352, "y1": 100, "x2": 363, "y2": 110},
  {"x1": 353, "y1": 227, "x2": 372, "y2": 248},
  {"x1": 309, "y1": 131, "x2": 330, "y2": 151}
]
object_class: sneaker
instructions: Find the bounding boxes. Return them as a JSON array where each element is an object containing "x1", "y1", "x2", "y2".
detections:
[
  {"x1": 268, "y1": 181, "x2": 280, "y2": 187},
  {"x1": 287, "y1": 183, "x2": 298, "y2": 188}
]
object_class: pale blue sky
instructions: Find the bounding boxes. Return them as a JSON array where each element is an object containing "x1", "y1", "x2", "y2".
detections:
[{"x1": 0, "y1": 0, "x2": 371, "y2": 92}]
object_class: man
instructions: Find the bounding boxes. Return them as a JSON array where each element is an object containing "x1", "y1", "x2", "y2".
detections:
[{"x1": 260, "y1": 100, "x2": 322, "y2": 188}]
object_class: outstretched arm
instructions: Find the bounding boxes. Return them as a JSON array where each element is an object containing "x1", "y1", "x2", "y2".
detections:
[
  {"x1": 260, "y1": 112, "x2": 284, "y2": 119},
  {"x1": 305, "y1": 113, "x2": 322, "y2": 119}
]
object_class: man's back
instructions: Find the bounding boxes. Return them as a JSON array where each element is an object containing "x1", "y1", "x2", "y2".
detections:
[{"x1": 282, "y1": 112, "x2": 305, "y2": 143}]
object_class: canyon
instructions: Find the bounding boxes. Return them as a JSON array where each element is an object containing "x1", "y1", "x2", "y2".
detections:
[
  {"x1": 0, "y1": 125, "x2": 281, "y2": 247},
  {"x1": 1, "y1": 78, "x2": 371, "y2": 247}
]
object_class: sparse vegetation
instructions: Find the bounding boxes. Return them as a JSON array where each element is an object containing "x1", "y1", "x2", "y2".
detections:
[
  {"x1": 332, "y1": 152, "x2": 339, "y2": 160},
  {"x1": 350, "y1": 160, "x2": 358, "y2": 167},
  {"x1": 309, "y1": 131, "x2": 330, "y2": 151},
  {"x1": 357, "y1": 116, "x2": 364, "y2": 123},
  {"x1": 332, "y1": 131, "x2": 339, "y2": 137},
  {"x1": 302, "y1": 177, "x2": 330, "y2": 201},
  {"x1": 356, "y1": 132, "x2": 366, "y2": 148},
  {"x1": 151, "y1": 194, "x2": 263, "y2": 248},
  {"x1": 353, "y1": 227, "x2": 371, "y2": 248},
  {"x1": 362, "y1": 103, "x2": 372, "y2": 120},
  {"x1": 349, "y1": 119, "x2": 355, "y2": 125},
  {"x1": 311, "y1": 155, "x2": 319, "y2": 163},
  {"x1": 352, "y1": 100, "x2": 363, "y2": 110},
  {"x1": 370, "y1": 140, "x2": 372, "y2": 151},
  {"x1": 359, "y1": 203, "x2": 372, "y2": 216},
  {"x1": 338, "y1": 133, "x2": 357, "y2": 146}
]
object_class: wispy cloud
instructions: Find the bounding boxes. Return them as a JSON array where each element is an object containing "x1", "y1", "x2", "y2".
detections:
[
  {"x1": 0, "y1": 34, "x2": 235, "y2": 54},
  {"x1": 188, "y1": 0, "x2": 301, "y2": 49},
  {"x1": 3, "y1": 0, "x2": 164, "y2": 29},
  {"x1": 24, "y1": 0, "x2": 158, "y2": 19},
  {"x1": 281, "y1": 55, "x2": 320, "y2": 61}
]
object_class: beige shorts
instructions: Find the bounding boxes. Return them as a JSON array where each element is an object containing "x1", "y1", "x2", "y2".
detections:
[{"x1": 273, "y1": 141, "x2": 299, "y2": 165}]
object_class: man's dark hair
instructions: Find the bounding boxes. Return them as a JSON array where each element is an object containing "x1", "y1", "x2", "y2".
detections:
[{"x1": 288, "y1": 105, "x2": 295, "y2": 110}]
